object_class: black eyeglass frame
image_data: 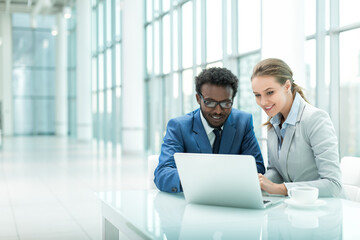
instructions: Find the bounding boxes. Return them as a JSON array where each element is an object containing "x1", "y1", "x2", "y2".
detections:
[{"x1": 198, "y1": 93, "x2": 233, "y2": 109}]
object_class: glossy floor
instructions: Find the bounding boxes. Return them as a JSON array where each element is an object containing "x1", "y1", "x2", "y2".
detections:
[{"x1": 0, "y1": 136, "x2": 149, "y2": 240}]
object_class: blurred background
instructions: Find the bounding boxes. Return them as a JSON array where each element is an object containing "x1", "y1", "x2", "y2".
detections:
[
  {"x1": 0, "y1": 0, "x2": 359, "y2": 158},
  {"x1": 0, "y1": 0, "x2": 359, "y2": 239}
]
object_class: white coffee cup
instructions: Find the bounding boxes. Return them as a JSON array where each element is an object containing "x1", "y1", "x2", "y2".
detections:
[{"x1": 288, "y1": 187, "x2": 319, "y2": 204}]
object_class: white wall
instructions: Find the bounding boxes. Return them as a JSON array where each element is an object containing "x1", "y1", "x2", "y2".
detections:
[
  {"x1": 262, "y1": 0, "x2": 305, "y2": 82},
  {"x1": 121, "y1": 0, "x2": 145, "y2": 153},
  {"x1": 0, "y1": 13, "x2": 13, "y2": 136},
  {"x1": 76, "y1": 0, "x2": 92, "y2": 141}
]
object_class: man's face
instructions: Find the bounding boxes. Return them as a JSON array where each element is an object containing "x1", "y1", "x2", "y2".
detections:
[{"x1": 196, "y1": 83, "x2": 233, "y2": 128}]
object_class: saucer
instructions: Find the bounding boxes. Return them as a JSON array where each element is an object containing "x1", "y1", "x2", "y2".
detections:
[{"x1": 285, "y1": 199, "x2": 326, "y2": 209}]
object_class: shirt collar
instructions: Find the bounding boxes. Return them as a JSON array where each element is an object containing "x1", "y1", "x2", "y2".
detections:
[
  {"x1": 200, "y1": 110, "x2": 223, "y2": 135},
  {"x1": 270, "y1": 92, "x2": 301, "y2": 126}
]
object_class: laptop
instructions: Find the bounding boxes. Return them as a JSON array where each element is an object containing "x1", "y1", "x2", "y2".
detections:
[{"x1": 174, "y1": 152, "x2": 284, "y2": 209}]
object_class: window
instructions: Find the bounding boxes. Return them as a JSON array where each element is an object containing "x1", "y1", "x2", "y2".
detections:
[
  {"x1": 92, "y1": 0, "x2": 123, "y2": 148},
  {"x1": 206, "y1": 0, "x2": 222, "y2": 62},
  {"x1": 68, "y1": 9, "x2": 77, "y2": 137},
  {"x1": 238, "y1": 54, "x2": 261, "y2": 137},
  {"x1": 145, "y1": 0, "x2": 263, "y2": 153},
  {"x1": 12, "y1": 14, "x2": 56, "y2": 135},
  {"x1": 305, "y1": 0, "x2": 360, "y2": 158},
  {"x1": 339, "y1": 29, "x2": 360, "y2": 157}
]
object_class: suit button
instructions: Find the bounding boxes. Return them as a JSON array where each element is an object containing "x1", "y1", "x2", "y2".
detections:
[{"x1": 171, "y1": 187, "x2": 178, "y2": 192}]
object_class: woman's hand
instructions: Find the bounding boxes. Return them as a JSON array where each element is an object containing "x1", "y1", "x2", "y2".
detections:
[{"x1": 258, "y1": 174, "x2": 287, "y2": 195}]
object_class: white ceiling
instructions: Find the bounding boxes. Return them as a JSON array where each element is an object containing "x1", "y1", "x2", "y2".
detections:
[{"x1": 0, "y1": 0, "x2": 70, "y2": 14}]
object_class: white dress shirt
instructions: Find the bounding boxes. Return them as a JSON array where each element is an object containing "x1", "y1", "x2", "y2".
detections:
[{"x1": 199, "y1": 110, "x2": 223, "y2": 148}]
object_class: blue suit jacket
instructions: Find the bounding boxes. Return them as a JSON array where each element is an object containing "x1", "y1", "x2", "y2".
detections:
[{"x1": 154, "y1": 108, "x2": 265, "y2": 193}]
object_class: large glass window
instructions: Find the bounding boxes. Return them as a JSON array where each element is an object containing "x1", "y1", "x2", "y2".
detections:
[
  {"x1": 154, "y1": 20, "x2": 160, "y2": 74},
  {"x1": 206, "y1": 0, "x2": 222, "y2": 63},
  {"x1": 238, "y1": 54, "x2": 261, "y2": 136},
  {"x1": 146, "y1": 25, "x2": 153, "y2": 74},
  {"x1": 146, "y1": 77, "x2": 164, "y2": 153},
  {"x1": 182, "y1": 69, "x2": 194, "y2": 114},
  {"x1": 195, "y1": 0, "x2": 202, "y2": 65},
  {"x1": 92, "y1": 0, "x2": 123, "y2": 148},
  {"x1": 339, "y1": 0, "x2": 360, "y2": 27},
  {"x1": 339, "y1": 29, "x2": 360, "y2": 157},
  {"x1": 182, "y1": 1, "x2": 193, "y2": 69},
  {"x1": 238, "y1": 0, "x2": 261, "y2": 54},
  {"x1": 305, "y1": 0, "x2": 316, "y2": 36},
  {"x1": 98, "y1": 1, "x2": 104, "y2": 50},
  {"x1": 162, "y1": 14, "x2": 171, "y2": 74},
  {"x1": 12, "y1": 14, "x2": 56, "y2": 135},
  {"x1": 172, "y1": 9, "x2": 179, "y2": 71},
  {"x1": 305, "y1": 0, "x2": 360, "y2": 158},
  {"x1": 164, "y1": 73, "x2": 181, "y2": 124},
  {"x1": 145, "y1": 0, "x2": 263, "y2": 154},
  {"x1": 68, "y1": 8, "x2": 77, "y2": 137},
  {"x1": 304, "y1": 39, "x2": 316, "y2": 104}
]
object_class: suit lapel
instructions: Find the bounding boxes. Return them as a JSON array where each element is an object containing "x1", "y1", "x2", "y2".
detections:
[
  {"x1": 193, "y1": 110, "x2": 213, "y2": 153},
  {"x1": 219, "y1": 112, "x2": 235, "y2": 154},
  {"x1": 279, "y1": 99, "x2": 306, "y2": 181},
  {"x1": 267, "y1": 128, "x2": 279, "y2": 161},
  {"x1": 279, "y1": 125, "x2": 295, "y2": 181}
]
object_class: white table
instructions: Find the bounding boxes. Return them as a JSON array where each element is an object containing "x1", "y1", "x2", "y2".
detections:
[{"x1": 98, "y1": 189, "x2": 360, "y2": 240}]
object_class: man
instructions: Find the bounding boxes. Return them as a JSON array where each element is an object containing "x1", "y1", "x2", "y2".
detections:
[{"x1": 154, "y1": 67, "x2": 265, "y2": 193}]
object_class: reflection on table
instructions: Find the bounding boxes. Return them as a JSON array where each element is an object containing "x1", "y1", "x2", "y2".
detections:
[{"x1": 98, "y1": 190, "x2": 360, "y2": 240}]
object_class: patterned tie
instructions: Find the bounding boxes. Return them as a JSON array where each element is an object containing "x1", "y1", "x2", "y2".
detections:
[{"x1": 212, "y1": 128, "x2": 222, "y2": 154}]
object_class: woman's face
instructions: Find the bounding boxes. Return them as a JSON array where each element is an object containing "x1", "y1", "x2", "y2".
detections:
[{"x1": 251, "y1": 75, "x2": 292, "y2": 118}]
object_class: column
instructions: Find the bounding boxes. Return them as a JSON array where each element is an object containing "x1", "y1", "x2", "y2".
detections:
[
  {"x1": 55, "y1": 14, "x2": 68, "y2": 135},
  {"x1": 262, "y1": 0, "x2": 306, "y2": 82},
  {"x1": 122, "y1": 0, "x2": 145, "y2": 153},
  {"x1": 76, "y1": 0, "x2": 92, "y2": 140},
  {"x1": 0, "y1": 13, "x2": 13, "y2": 136}
]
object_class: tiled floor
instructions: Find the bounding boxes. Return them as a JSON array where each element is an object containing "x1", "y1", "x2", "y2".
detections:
[{"x1": 0, "y1": 136, "x2": 149, "y2": 240}]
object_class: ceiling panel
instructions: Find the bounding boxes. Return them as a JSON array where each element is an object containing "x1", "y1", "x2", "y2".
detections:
[{"x1": 0, "y1": 0, "x2": 70, "y2": 14}]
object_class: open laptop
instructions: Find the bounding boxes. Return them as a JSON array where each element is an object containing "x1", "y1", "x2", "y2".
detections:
[{"x1": 174, "y1": 152, "x2": 284, "y2": 209}]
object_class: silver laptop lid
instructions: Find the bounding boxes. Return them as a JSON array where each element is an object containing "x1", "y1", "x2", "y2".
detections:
[{"x1": 174, "y1": 153, "x2": 266, "y2": 209}]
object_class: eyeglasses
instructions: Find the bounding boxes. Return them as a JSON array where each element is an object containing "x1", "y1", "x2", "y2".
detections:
[{"x1": 199, "y1": 94, "x2": 233, "y2": 109}]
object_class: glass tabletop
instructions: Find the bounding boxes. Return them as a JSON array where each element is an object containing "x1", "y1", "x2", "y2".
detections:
[{"x1": 98, "y1": 190, "x2": 360, "y2": 240}]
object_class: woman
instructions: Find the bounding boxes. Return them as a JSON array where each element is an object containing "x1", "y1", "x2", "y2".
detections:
[{"x1": 251, "y1": 58, "x2": 343, "y2": 197}]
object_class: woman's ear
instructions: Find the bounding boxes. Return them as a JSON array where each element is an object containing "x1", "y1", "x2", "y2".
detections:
[{"x1": 285, "y1": 80, "x2": 292, "y2": 92}]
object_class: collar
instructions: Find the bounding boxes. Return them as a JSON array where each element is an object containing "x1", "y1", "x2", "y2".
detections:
[
  {"x1": 200, "y1": 110, "x2": 223, "y2": 135},
  {"x1": 270, "y1": 92, "x2": 301, "y2": 127}
]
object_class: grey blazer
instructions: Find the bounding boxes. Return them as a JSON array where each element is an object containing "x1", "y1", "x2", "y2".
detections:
[{"x1": 265, "y1": 96, "x2": 344, "y2": 197}]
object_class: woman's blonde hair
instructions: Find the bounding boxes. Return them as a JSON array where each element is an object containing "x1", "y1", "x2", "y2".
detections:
[{"x1": 251, "y1": 58, "x2": 309, "y2": 128}]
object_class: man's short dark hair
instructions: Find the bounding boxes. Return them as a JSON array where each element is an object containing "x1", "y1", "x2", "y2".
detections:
[{"x1": 195, "y1": 67, "x2": 238, "y2": 99}]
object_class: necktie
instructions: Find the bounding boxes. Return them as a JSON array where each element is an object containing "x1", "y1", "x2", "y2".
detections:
[{"x1": 212, "y1": 128, "x2": 222, "y2": 154}]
